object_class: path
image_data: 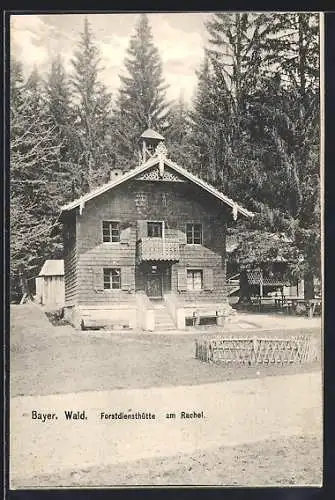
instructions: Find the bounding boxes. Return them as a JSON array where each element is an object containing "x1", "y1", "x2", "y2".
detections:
[
  {"x1": 10, "y1": 371, "x2": 322, "y2": 487},
  {"x1": 229, "y1": 312, "x2": 321, "y2": 332}
]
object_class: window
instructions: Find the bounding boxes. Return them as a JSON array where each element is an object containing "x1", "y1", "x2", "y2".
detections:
[
  {"x1": 187, "y1": 270, "x2": 203, "y2": 291},
  {"x1": 102, "y1": 221, "x2": 120, "y2": 243},
  {"x1": 103, "y1": 268, "x2": 121, "y2": 289},
  {"x1": 147, "y1": 221, "x2": 163, "y2": 238},
  {"x1": 186, "y1": 223, "x2": 202, "y2": 244}
]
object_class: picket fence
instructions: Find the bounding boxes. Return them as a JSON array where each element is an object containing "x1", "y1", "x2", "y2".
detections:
[{"x1": 195, "y1": 335, "x2": 318, "y2": 365}]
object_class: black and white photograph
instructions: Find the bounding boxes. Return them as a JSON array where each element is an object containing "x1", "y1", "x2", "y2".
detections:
[{"x1": 9, "y1": 11, "x2": 322, "y2": 488}]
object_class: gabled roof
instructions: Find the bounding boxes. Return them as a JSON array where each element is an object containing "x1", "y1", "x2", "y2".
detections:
[
  {"x1": 39, "y1": 260, "x2": 64, "y2": 277},
  {"x1": 60, "y1": 156, "x2": 254, "y2": 219},
  {"x1": 140, "y1": 128, "x2": 165, "y2": 141}
]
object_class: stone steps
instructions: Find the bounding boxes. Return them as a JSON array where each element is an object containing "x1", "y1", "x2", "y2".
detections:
[{"x1": 153, "y1": 306, "x2": 175, "y2": 331}]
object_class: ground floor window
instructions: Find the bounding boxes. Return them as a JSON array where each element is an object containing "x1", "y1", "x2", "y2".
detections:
[
  {"x1": 187, "y1": 269, "x2": 203, "y2": 291},
  {"x1": 103, "y1": 268, "x2": 121, "y2": 289}
]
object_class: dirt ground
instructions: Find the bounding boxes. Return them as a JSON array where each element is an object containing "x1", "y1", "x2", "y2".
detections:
[
  {"x1": 10, "y1": 305, "x2": 321, "y2": 397},
  {"x1": 11, "y1": 434, "x2": 322, "y2": 488},
  {"x1": 9, "y1": 304, "x2": 323, "y2": 488}
]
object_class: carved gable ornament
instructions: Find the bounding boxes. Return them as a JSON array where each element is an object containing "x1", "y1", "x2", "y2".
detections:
[{"x1": 135, "y1": 164, "x2": 186, "y2": 183}]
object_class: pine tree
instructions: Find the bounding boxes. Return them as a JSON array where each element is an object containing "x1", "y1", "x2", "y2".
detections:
[
  {"x1": 10, "y1": 66, "x2": 63, "y2": 300},
  {"x1": 165, "y1": 93, "x2": 193, "y2": 165},
  {"x1": 189, "y1": 54, "x2": 224, "y2": 183},
  {"x1": 206, "y1": 13, "x2": 265, "y2": 114},
  {"x1": 257, "y1": 12, "x2": 319, "y2": 92},
  {"x1": 45, "y1": 54, "x2": 77, "y2": 202},
  {"x1": 190, "y1": 14, "x2": 265, "y2": 200},
  {"x1": 190, "y1": 51, "x2": 261, "y2": 203},
  {"x1": 45, "y1": 55, "x2": 72, "y2": 129},
  {"x1": 10, "y1": 58, "x2": 24, "y2": 112},
  {"x1": 112, "y1": 14, "x2": 169, "y2": 169},
  {"x1": 198, "y1": 12, "x2": 321, "y2": 299},
  {"x1": 248, "y1": 13, "x2": 320, "y2": 296},
  {"x1": 71, "y1": 17, "x2": 113, "y2": 192}
]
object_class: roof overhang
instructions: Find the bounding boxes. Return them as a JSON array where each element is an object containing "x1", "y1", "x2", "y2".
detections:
[
  {"x1": 39, "y1": 259, "x2": 64, "y2": 276},
  {"x1": 60, "y1": 156, "x2": 254, "y2": 220},
  {"x1": 140, "y1": 128, "x2": 165, "y2": 141}
]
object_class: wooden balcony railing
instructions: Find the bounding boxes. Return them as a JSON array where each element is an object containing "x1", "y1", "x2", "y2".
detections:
[{"x1": 137, "y1": 237, "x2": 180, "y2": 263}]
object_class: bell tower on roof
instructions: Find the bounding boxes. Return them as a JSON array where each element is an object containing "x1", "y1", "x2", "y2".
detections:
[{"x1": 139, "y1": 128, "x2": 165, "y2": 164}]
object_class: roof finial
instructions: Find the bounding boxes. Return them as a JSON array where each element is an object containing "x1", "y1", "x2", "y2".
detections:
[
  {"x1": 148, "y1": 115, "x2": 152, "y2": 128},
  {"x1": 155, "y1": 142, "x2": 167, "y2": 178}
]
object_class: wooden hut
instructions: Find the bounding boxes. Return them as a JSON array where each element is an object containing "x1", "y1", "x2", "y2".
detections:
[
  {"x1": 59, "y1": 129, "x2": 253, "y2": 330},
  {"x1": 36, "y1": 260, "x2": 65, "y2": 307}
]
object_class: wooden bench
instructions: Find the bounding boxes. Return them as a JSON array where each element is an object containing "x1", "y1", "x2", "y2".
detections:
[
  {"x1": 306, "y1": 298, "x2": 322, "y2": 318},
  {"x1": 249, "y1": 296, "x2": 321, "y2": 318},
  {"x1": 281, "y1": 297, "x2": 321, "y2": 317}
]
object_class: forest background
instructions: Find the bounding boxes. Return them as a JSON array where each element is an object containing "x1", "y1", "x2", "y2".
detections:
[{"x1": 9, "y1": 12, "x2": 321, "y2": 300}]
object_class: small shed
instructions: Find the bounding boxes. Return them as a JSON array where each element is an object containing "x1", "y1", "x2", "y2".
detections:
[
  {"x1": 226, "y1": 232, "x2": 305, "y2": 300},
  {"x1": 36, "y1": 260, "x2": 65, "y2": 307}
]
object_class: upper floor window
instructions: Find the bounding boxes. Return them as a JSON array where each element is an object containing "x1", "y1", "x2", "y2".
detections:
[
  {"x1": 147, "y1": 221, "x2": 162, "y2": 238},
  {"x1": 186, "y1": 223, "x2": 202, "y2": 244},
  {"x1": 102, "y1": 221, "x2": 120, "y2": 243},
  {"x1": 103, "y1": 268, "x2": 121, "y2": 289}
]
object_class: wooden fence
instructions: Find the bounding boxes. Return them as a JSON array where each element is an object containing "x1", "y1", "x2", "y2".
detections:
[{"x1": 195, "y1": 335, "x2": 319, "y2": 365}]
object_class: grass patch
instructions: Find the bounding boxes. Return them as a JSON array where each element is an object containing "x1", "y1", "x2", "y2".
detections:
[{"x1": 10, "y1": 304, "x2": 322, "y2": 397}]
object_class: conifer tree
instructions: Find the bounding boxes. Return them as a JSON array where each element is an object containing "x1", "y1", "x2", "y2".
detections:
[
  {"x1": 10, "y1": 58, "x2": 24, "y2": 112},
  {"x1": 10, "y1": 65, "x2": 63, "y2": 299},
  {"x1": 196, "y1": 12, "x2": 320, "y2": 298},
  {"x1": 190, "y1": 14, "x2": 265, "y2": 199},
  {"x1": 206, "y1": 12, "x2": 264, "y2": 114},
  {"x1": 248, "y1": 13, "x2": 320, "y2": 296},
  {"x1": 45, "y1": 55, "x2": 72, "y2": 129},
  {"x1": 257, "y1": 12, "x2": 319, "y2": 92},
  {"x1": 71, "y1": 17, "x2": 113, "y2": 191},
  {"x1": 45, "y1": 54, "x2": 77, "y2": 202},
  {"x1": 165, "y1": 93, "x2": 193, "y2": 165},
  {"x1": 112, "y1": 14, "x2": 169, "y2": 169},
  {"x1": 189, "y1": 54, "x2": 224, "y2": 182}
]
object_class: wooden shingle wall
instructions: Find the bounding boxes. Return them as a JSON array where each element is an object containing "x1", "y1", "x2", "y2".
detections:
[
  {"x1": 63, "y1": 213, "x2": 78, "y2": 306},
  {"x1": 72, "y1": 180, "x2": 229, "y2": 305}
]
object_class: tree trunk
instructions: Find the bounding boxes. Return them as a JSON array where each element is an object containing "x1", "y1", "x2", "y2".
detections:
[
  {"x1": 303, "y1": 271, "x2": 315, "y2": 299},
  {"x1": 18, "y1": 265, "x2": 32, "y2": 303},
  {"x1": 238, "y1": 268, "x2": 251, "y2": 304}
]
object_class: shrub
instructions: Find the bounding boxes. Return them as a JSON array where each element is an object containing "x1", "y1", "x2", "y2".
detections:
[{"x1": 45, "y1": 308, "x2": 69, "y2": 326}]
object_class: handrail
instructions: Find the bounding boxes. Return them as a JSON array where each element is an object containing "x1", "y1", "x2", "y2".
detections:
[{"x1": 227, "y1": 273, "x2": 240, "y2": 282}]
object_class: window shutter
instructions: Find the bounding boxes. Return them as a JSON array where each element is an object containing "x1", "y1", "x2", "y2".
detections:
[
  {"x1": 177, "y1": 268, "x2": 187, "y2": 291},
  {"x1": 120, "y1": 227, "x2": 131, "y2": 245},
  {"x1": 121, "y1": 266, "x2": 133, "y2": 291},
  {"x1": 177, "y1": 229, "x2": 187, "y2": 245},
  {"x1": 203, "y1": 268, "x2": 214, "y2": 291},
  {"x1": 93, "y1": 268, "x2": 104, "y2": 292},
  {"x1": 137, "y1": 220, "x2": 147, "y2": 240}
]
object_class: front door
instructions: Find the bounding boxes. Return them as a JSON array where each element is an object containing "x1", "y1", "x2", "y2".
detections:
[{"x1": 146, "y1": 265, "x2": 163, "y2": 298}]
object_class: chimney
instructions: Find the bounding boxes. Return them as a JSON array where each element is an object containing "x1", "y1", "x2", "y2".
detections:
[
  {"x1": 139, "y1": 128, "x2": 165, "y2": 163},
  {"x1": 109, "y1": 168, "x2": 123, "y2": 181}
]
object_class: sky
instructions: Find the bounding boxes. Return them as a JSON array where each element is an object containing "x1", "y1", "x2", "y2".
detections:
[{"x1": 10, "y1": 13, "x2": 211, "y2": 103}]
